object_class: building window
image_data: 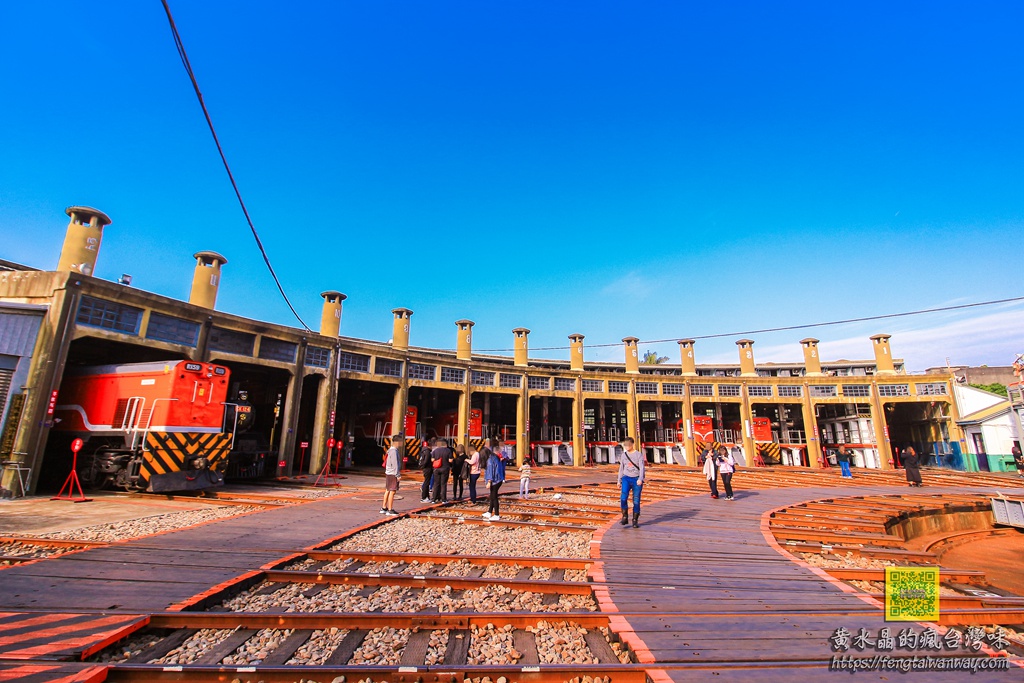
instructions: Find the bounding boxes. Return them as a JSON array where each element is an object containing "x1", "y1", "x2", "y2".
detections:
[
  {"x1": 471, "y1": 371, "x2": 495, "y2": 387},
  {"x1": 208, "y1": 326, "x2": 255, "y2": 356},
  {"x1": 748, "y1": 385, "x2": 773, "y2": 397},
  {"x1": 258, "y1": 337, "x2": 298, "y2": 363},
  {"x1": 145, "y1": 312, "x2": 199, "y2": 347},
  {"x1": 778, "y1": 385, "x2": 803, "y2": 398},
  {"x1": 691, "y1": 384, "x2": 714, "y2": 397},
  {"x1": 842, "y1": 384, "x2": 871, "y2": 398},
  {"x1": 608, "y1": 381, "x2": 630, "y2": 394},
  {"x1": 915, "y1": 382, "x2": 947, "y2": 396},
  {"x1": 336, "y1": 351, "x2": 370, "y2": 373},
  {"x1": 76, "y1": 296, "x2": 142, "y2": 335},
  {"x1": 662, "y1": 383, "x2": 685, "y2": 396},
  {"x1": 718, "y1": 385, "x2": 741, "y2": 398},
  {"x1": 554, "y1": 377, "x2": 576, "y2": 392},
  {"x1": 528, "y1": 376, "x2": 550, "y2": 390},
  {"x1": 375, "y1": 357, "x2": 403, "y2": 377},
  {"x1": 440, "y1": 367, "x2": 464, "y2": 383},
  {"x1": 409, "y1": 363, "x2": 436, "y2": 381},
  {"x1": 499, "y1": 373, "x2": 521, "y2": 388},
  {"x1": 305, "y1": 346, "x2": 331, "y2": 369},
  {"x1": 582, "y1": 379, "x2": 603, "y2": 393},
  {"x1": 878, "y1": 384, "x2": 910, "y2": 397},
  {"x1": 636, "y1": 382, "x2": 658, "y2": 395},
  {"x1": 810, "y1": 385, "x2": 838, "y2": 398}
]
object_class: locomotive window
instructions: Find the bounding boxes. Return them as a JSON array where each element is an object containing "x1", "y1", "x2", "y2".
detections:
[
  {"x1": 258, "y1": 337, "x2": 299, "y2": 364},
  {"x1": 305, "y1": 346, "x2": 331, "y2": 369},
  {"x1": 208, "y1": 327, "x2": 255, "y2": 356},
  {"x1": 146, "y1": 312, "x2": 200, "y2": 347},
  {"x1": 76, "y1": 296, "x2": 142, "y2": 335}
]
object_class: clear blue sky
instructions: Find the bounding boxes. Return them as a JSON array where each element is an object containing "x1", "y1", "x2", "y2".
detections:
[{"x1": 2, "y1": 1, "x2": 1022, "y2": 371}]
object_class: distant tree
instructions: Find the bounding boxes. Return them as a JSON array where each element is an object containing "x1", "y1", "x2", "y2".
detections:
[
  {"x1": 642, "y1": 350, "x2": 669, "y2": 365},
  {"x1": 970, "y1": 382, "x2": 1008, "y2": 397}
]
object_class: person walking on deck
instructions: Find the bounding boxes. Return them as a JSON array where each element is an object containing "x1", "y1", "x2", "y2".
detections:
[
  {"x1": 618, "y1": 437, "x2": 645, "y2": 528},
  {"x1": 702, "y1": 448, "x2": 719, "y2": 499}
]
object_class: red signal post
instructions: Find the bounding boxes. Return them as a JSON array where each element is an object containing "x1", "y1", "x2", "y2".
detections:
[
  {"x1": 52, "y1": 438, "x2": 92, "y2": 503},
  {"x1": 313, "y1": 438, "x2": 336, "y2": 487}
]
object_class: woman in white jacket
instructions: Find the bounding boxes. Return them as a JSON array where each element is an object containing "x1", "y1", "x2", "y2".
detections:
[
  {"x1": 716, "y1": 446, "x2": 737, "y2": 500},
  {"x1": 701, "y1": 448, "x2": 719, "y2": 499}
]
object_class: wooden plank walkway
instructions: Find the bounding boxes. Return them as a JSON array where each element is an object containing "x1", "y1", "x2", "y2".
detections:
[{"x1": 598, "y1": 483, "x2": 1024, "y2": 682}]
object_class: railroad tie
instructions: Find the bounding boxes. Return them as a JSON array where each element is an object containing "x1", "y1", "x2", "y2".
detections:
[
  {"x1": 512, "y1": 629, "x2": 540, "y2": 665},
  {"x1": 260, "y1": 630, "x2": 314, "y2": 666},
  {"x1": 130, "y1": 629, "x2": 198, "y2": 663},
  {"x1": 443, "y1": 629, "x2": 471, "y2": 665},
  {"x1": 549, "y1": 568, "x2": 566, "y2": 582},
  {"x1": 252, "y1": 582, "x2": 283, "y2": 597},
  {"x1": 346, "y1": 561, "x2": 366, "y2": 572},
  {"x1": 354, "y1": 585, "x2": 378, "y2": 598},
  {"x1": 582, "y1": 629, "x2": 620, "y2": 664},
  {"x1": 323, "y1": 628, "x2": 369, "y2": 665},
  {"x1": 466, "y1": 566, "x2": 486, "y2": 578},
  {"x1": 192, "y1": 628, "x2": 258, "y2": 665},
  {"x1": 399, "y1": 629, "x2": 434, "y2": 666},
  {"x1": 301, "y1": 584, "x2": 330, "y2": 598},
  {"x1": 515, "y1": 567, "x2": 534, "y2": 580}
]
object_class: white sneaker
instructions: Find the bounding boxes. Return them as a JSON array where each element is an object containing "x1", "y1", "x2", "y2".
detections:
[
  {"x1": 490, "y1": 515, "x2": 500, "y2": 521},
  {"x1": 482, "y1": 512, "x2": 491, "y2": 519}
]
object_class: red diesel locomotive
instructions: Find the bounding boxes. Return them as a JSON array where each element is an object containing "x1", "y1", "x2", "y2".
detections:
[{"x1": 52, "y1": 360, "x2": 234, "y2": 492}]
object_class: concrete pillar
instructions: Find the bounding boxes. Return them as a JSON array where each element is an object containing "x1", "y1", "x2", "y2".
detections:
[
  {"x1": 320, "y1": 291, "x2": 346, "y2": 337},
  {"x1": 737, "y1": 339, "x2": 756, "y2": 377},
  {"x1": 626, "y1": 381, "x2": 638, "y2": 443},
  {"x1": 870, "y1": 334, "x2": 896, "y2": 375},
  {"x1": 623, "y1": 337, "x2": 640, "y2": 374},
  {"x1": 513, "y1": 328, "x2": 530, "y2": 367},
  {"x1": 457, "y1": 378, "x2": 470, "y2": 448},
  {"x1": 392, "y1": 308, "x2": 413, "y2": 350},
  {"x1": 572, "y1": 383, "x2": 585, "y2": 466},
  {"x1": 569, "y1": 333, "x2": 585, "y2": 372},
  {"x1": 56, "y1": 206, "x2": 111, "y2": 276},
  {"x1": 189, "y1": 251, "x2": 228, "y2": 309},
  {"x1": 802, "y1": 389, "x2": 823, "y2": 468},
  {"x1": 739, "y1": 385, "x2": 756, "y2": 466},
  {"x1": 278, "y1": 342, "x2": 308, "y2": 476},
  {"x1": 678, "y1": 339, "x2": 696, "y2": 376},
  {"x1": 456, "y1": 320, "x2": 474, "y2": 360},
  {"x1": 870, "y1": 384, "x2": 894, "y2": 469},
  {"x1": 801, "y1": 338, "x2": 822, "y2": 376},
  {"x1": 681, "y1": 382, "x2": 696, "y2": 465},
  {"x1": 516, "y1": 388, "x2": 527, "y2": 466},
  {"x1": 308, "y1": 371, "x2": 333, "y2": 474}
]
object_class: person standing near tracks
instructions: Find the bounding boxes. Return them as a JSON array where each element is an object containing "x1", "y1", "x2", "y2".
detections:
[
  {"x1": 836, "y1": 445, "x2": 853, "y2": 479},
  {"x1": 419, "y1": 439, "x2": 434, "y2": 503},
  {"x1": 618, "y1": 437, "x2": 645, "y2": 528},
  {"x1": 431, "y1": 439, "x2": 454, "y2": 503},
  {"x1": 1013, "y1": 445, "x2": 1024, "y2": 478},
  {"x1": 483, "y1": 437, "x2": 507, "y2": 520},
  {"x1": 902, "y1": 446, "x2": 923, "y2": 487},
  {"x1": 466, "y1": 443, "x2": 482, "y2": 503},
  {"x1": 717, "y1": 446, "x2": 737, "y2": 500},
  {"x1": 519, "y1": 460, "x2": 532, "y2": 499},
  {"x1": 451, "y1": 444, "x2": 467, "y2": 501},
  {"x1": 380, "y1": 435, "x2": 401, "y2": 516},
  {"x1": 702, "y1": 447, "x2": 719, "y2": 499}
]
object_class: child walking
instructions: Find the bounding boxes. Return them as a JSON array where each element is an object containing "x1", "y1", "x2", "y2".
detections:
[{"x1": 519, "y1": 461, "x2": 532, "y2": 499}]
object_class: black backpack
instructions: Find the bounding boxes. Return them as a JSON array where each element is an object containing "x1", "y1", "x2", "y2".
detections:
[{"x1": 418, "y1": 448, "x2": 431, "y2": 469}]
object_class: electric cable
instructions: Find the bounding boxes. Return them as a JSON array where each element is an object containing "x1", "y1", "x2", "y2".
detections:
[
  {"x1": 476, "y1": 294, "x2": 1024, "y2": 353},
  {"x1": 160, "y1": 0, "x2": 311, "y2": 332}
]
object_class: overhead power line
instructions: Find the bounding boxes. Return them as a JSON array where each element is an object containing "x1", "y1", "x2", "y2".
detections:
[
  {"x1": 476, "y1": 295, "x2": 1024, "y2": 353},
  {"x1": 160, "y1": 0, "x2": 311, "y2": 332}
]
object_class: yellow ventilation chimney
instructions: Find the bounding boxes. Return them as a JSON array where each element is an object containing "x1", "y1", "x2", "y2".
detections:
[
  {"x1": 513, "y1": 328, "x2": 530, "y2": 367},
  {"x1": 623, "y1": 337, "x2": 640, "y2": 374},
  {"x1": 189, "y1": 251, "x2": 227, "y2": 309},
  {"x1": 56, "y1": 206, "x2": 112, "y2": 276},
  {"x1": 392, "y1": 308, "x2": 413, "y2": 350},
  {"x1": 678, "y1": 339, "x2": 696, "y2": 376},
  {"x1": 456, "y1": 320, "x2": 475, "y2": 360},
  {"x1": 870, "y1": 334, "x2": 896, "y2": 375},
  {"x1": 800, "y1": 338, "x2": 822, "y2": 376},
  {"x1": 736, "y1": 339, "x2": 756, "y2": 377},
  {"x1": 569, "y1": 333, "x2": 585, "y2": 372},
  {"x1": 320, "y1": 291, "x2": 346, "y2": 337}
]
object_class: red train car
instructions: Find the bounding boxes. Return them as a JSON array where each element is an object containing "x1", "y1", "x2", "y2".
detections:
[{"x1": 52, "y1": 360, "x2": 233, "y2": 492}]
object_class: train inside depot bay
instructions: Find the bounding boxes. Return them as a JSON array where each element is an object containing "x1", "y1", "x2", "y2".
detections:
[{"x1": 51, "y1": 360, "x2": 236, "y2": 492}]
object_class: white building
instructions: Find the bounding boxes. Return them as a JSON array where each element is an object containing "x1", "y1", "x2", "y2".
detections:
[{"x1": 954, "y1": 385, "x2": 1019, "y2": 463}]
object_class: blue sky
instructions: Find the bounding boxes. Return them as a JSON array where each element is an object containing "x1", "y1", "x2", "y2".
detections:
[{"x1": 2, "y1": 1, "x2": 1022, "y2": 371}]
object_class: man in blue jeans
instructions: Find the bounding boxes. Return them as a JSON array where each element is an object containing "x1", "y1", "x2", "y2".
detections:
[
  {"x1": 617, "y1": 437, "x2": 645, "y2": 528},
  {"x1": 837, "y1": 445, "x2": 853, "y2": 478}
]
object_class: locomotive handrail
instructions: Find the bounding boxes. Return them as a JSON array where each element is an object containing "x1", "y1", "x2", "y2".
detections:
[
  {"x1": 120, "y1": 396, "x2": 145, "y2": 433},
  {"x1": 221, "y1": 402, "x2": 240, "y2": 451},
  {"x1": 139, "y1": 398, "x2": 179, "y2": 451}
]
